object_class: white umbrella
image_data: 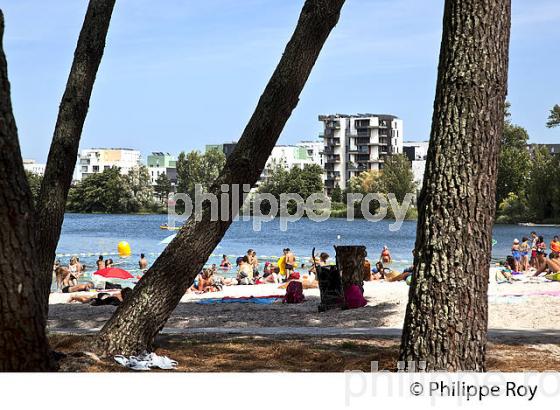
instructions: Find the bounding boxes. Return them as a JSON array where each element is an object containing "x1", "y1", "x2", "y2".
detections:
[{"x1": 159, "y1": 234, "x2": 176, "y2": 245}]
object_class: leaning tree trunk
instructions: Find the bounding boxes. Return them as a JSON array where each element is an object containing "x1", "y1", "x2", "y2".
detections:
[
  {"x1": 96, "y1": 0, "x2": 346, "y2": 355},
  {"x1": 399, "y1": 0, "x2": 511, "y2": 371},
  {"x1": 335, "y1": 245, "x2": 366, "y2": 289},
  {"x1": 0, "y1": 11, "x2": 53, "y2": 371},
  {"x1": 35, "y1": 0, "x2": 116, "y2": 313}
]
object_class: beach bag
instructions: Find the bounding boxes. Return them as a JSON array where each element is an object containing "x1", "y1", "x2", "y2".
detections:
[
  {"x1": 344, "y1": 285, "x2": 367, "y2": 309},
  {"x1": 283, "y1": 281, "x2": 305, "y2": 304},
  {"x1": 316, "y1": 264, "x2": 344, "y2": 311}
]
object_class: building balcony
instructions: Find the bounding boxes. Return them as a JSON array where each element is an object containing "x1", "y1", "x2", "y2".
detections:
[
  {"x1": 347, "y1": 163, "x2": 368, "y2": 171},
  {"x1": 325, "y1": 121, "x2": 340, "y2": 129},
  {"x1": 326, "y1": 156, "x2": 341, "y2": 163}
]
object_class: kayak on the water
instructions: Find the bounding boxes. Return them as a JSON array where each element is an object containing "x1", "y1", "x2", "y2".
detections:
[{"x1": 160, "y1": 224, "x2": 181, "y2": 231}]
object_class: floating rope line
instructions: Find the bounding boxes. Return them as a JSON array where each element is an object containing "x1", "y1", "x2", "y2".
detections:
[{"x1": 56, "y1": 251, "x2": 307, "y2": 261}]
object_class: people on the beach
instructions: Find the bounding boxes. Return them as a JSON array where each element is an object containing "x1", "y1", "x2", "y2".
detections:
[
  {"x1": 519, "y1": 237, "x2": 530, "y2": 272},
  {"x1": 69, "y1": 287, "x2": 132, "y2": 305},
  {"x1": 511, "y1": 238, "x2": 521, "y2": 272},
  {"x1": 105, "y1": 258, "x2": 114, "y2": 268},
  {"x1": 551, "y1": 236, "x2": 560, "y2": 254},
  {"x1": 284, "y1": 248, "x2": 296, "y2": 278},
  {"x1": 237, "y1": 255, "x2": 254, "y2": 285},
  {"x1": 534, "y1": 252, "x2": 560, "y2": 276}
]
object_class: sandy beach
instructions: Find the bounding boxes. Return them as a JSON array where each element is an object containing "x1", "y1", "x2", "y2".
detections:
[{"x1": 48, "y1": 268, "x2": 560, "y2": 334}]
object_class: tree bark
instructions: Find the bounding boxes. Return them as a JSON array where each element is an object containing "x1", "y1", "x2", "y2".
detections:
[
  {"x1": 0, "y1": 10, "x2": 53, "y2": 371},
  {"x1": 35, "y1": 0, "x2": 116, "y2": 312},
  {"x1": 399, "y1": 0, "x2": 511, "y2": 371},
  {"x1": 335, "y1": 245, "x2": 366, "y2": 289},
  {"x1": 96, "y1": 0, "x2": 346, "y2": 355}
]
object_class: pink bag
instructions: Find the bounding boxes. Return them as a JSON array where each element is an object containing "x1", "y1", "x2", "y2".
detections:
[
  {"x1": 283, "y1": 281, "x2": 305, "y2": 304},
  {"x1": 344, "y1": 285, "x2": 367, "y2": 309}
]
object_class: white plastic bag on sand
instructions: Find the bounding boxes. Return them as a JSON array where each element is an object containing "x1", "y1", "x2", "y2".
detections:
[{"x1": 114, "y1": 352, "x2": 178, "y2": 371}]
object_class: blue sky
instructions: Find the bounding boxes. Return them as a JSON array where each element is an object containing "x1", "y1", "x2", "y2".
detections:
[{"x1": 2, "y1": 0, "x2": 559, "y2": 162}]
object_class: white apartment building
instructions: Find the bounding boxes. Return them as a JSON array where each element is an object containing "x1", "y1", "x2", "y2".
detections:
[
  {"x1": 319, "y1": 113, "x2": 403, "y2": 195},
  {"x1": 403, "y1": 141, "x2": 429, "y2": 189},
  {"x1": 23, "y1": 159, "x2": 46, "y2": 176},
  {"x1": 258, "y1": 141, "x2": 323, "y2": 186},
  {"x1": 76, "y1": 148, "x2": 141, "y2": 180}
]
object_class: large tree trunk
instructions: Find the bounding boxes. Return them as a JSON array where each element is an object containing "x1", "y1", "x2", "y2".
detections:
[
  {"x1": 0, "y1": 11, "x2": 53, "y2": 371},
  {"x1": 399, "y1": 0, "x2": 511, "y2": 371},
  {"x1": 35, "y1": 0, "x2": 116, "y2": 311},
  {"x1": 96, "y1": 0, "x2": 346, "y2": 355},
  {"x1": 335, "y1": 245, "x2": 366, "y2": 289}
]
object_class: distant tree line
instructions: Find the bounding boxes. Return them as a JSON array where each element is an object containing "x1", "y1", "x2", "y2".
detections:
[{"x1": 496, "y1": 103, "x2": 560, "y2": 223}]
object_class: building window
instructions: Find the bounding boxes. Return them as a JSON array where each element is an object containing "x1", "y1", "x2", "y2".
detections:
[
  {"x1": 92, "y1": 166, "x2": 99, "y2": 173},
  {"x1": 104, "y1": 165, "x2": 110, "y2": 170},
  {"x1": 81, "y1": 166, "x2": 88, "y2": 172}
]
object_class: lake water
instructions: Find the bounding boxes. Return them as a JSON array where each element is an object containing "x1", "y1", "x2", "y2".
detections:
[{"x1": 56, "y1": 214, "x2": 560, "y2": 281}]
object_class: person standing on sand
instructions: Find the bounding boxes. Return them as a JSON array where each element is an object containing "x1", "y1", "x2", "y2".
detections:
[
  {"x1": 511, "y1": 238, "x2": 521, "y2": 273},
  {"x1": 139, "y1": 253, "x2": 148, "y2": 270},
  {"x1": 519, "y1": 237, "x2": 530, "y2": 272},
  {"x1": 530, "y1": 231, "x2": 538, "y2": 268},
  {"x1": 284, "y1": 248, "x2": 296, "y2": 279}
]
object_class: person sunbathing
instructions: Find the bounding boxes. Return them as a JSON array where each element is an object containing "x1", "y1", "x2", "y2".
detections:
[
  {"x1": 69, "y1": 287, "x2": 133, "y2": 305},
  {"x1": 533, "y1": 252, "x2": 560, "y2": 276},
  {"x1": 62, "y1": 282, "x2": 94, "y2": 294},
  {"x1": 187, "y1": 269, "x2": 215, "y2": 293}
]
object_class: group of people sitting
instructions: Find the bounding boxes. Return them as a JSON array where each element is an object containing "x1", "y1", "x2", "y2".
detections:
[
  {"x1": 186, "y1": 245, "x2": 407, "y2": 294},
  {"x1": 501, "y1": 232, "x2": 560, "y2": 282}
]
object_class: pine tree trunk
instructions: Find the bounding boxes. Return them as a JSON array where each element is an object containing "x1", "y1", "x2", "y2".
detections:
[
  {"x1": 399, "y1": 0, "x2": 511, "y2": 371},
  {"x1": 35, "y1": 0, "x2": 116, "y2": 312},
  {"x1": 335, "y1": 245, "x2": 366, "y2": 289},
  {"x1": 0, "y1": 11, "x2": 53, "y2": 371},
  {"x1": 96, "y1": 0, "x2": 346, "y2": 356}
]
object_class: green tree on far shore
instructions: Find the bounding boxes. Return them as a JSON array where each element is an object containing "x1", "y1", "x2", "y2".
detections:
[
  {"x1": 25, "y1": 170, "x2": 43, "y2": 206},
  {"x1": 67, "y1": 167, "x2": 157, "y2": 213},
  {"x1": 258, "y1": 162, "x2": 324, "y2": 214},
  {"x1": 378, "y1": 154, "x2": 416, "y2": 203},
  {"x1": 154, "y1": 172, "x2": 172, "y2": 203},
  {"x1": 496, "y1": 107, "x2": 531, "y2": 208},
  {"x1": 176, "y1": 148, "x2": 226, "y2": 198},
  {"x1": 546, "y1": 104, "x2": 560, "y2": 128}
]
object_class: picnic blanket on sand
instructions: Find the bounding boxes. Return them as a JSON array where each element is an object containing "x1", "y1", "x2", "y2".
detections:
[{"x1": 196, "y1": 295, "x2": 285, "y2": 305}]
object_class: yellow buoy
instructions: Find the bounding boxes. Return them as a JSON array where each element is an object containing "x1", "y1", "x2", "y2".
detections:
[{"x1": 118, "y1": 241, "x2": 131, "y2": 257}]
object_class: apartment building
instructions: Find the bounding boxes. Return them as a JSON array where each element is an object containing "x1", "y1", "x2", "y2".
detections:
[
  {"x1": 23, "y1": 159, "x2": 46, "y2": 176},
  {"x1": 76, "y1": 148, "x2": 141, "y2": 180},
  {"x1": 319, "y1": 113, "x2": 403, "y2": 194},
  {"x1": 147, "y1": 152, "x2": 177, "y2": 187},
  {"x1": 205, "y1": 142, "x2": 238, "y2": 158},
  {"x1": 403, "y1": 140, "x2": 429, "y2": 189},
  {"x1": 258, "y1": 143, "x2": 321, "y2": 185}
]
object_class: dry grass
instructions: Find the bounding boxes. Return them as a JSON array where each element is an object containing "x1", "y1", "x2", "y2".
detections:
[{"x1": 49, "y1": 333, "x2": 560, "y2": 372}]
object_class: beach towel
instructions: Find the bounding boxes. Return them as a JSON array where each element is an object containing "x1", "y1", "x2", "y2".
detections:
[
  {"x1": 344, "y1": 284, "x2": 367, "y2": 309},
  {"x1": 283, "y1": 281, "x2": 305, "y2": 304},
  {"x1": 196, "y1": 295, "x2": 284, "y2": 305},
  {"x1": 114, "y1": 352, "x2": 177, "y2": 371}
]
